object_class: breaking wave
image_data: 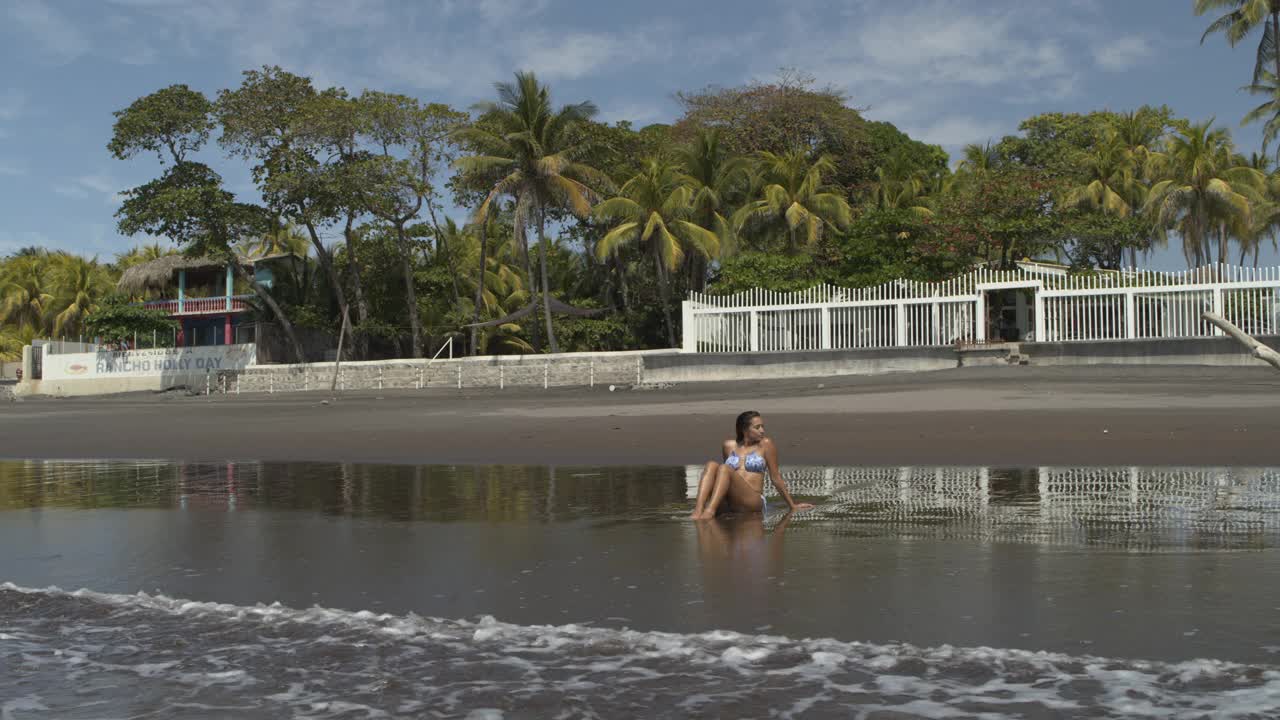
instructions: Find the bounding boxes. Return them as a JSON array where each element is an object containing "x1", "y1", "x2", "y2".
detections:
[{"x1": 3, "y1": 582, "x2": 1279, "y2": 719}]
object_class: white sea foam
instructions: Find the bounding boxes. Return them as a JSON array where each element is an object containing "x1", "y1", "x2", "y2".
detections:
[{"x1": 3, "y1": 582, "x2": 1280, "y2": 719}]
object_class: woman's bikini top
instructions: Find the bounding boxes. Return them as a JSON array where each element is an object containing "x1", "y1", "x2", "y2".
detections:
[{"x1": 725, "y1": 449, "x2": 766, "y2": 473}]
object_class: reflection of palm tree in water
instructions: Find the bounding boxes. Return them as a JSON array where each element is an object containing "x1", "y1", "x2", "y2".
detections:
[{"x1": 694, "y1": 512, "x2": 796, "y2": 626}]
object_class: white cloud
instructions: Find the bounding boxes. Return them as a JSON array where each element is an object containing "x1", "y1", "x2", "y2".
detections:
[
  {"x1": 903, "y1": 116, "x2": 1006, "y2": 149},
  {"x1": 1095, "y1": 35, "x2": 1153, "y2": 72},
  {"x1": 0, "y1": 162, "x2": 23, "y2": 176},
  {"x1": 53, "y1": 174, "x2": 125, "y2": 204},
  {"x1": 5, "y1": 0, "x2": 90, "y2": 64}
]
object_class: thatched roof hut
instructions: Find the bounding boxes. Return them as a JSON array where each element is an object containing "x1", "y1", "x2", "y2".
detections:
[{"x1": 116, "y1": 253, "x2": 301, "y2": 295}]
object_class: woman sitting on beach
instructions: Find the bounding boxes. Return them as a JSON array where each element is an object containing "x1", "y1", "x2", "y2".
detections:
[{"x1": 690, "y1": 411, "x2": 814, "y2": 519}]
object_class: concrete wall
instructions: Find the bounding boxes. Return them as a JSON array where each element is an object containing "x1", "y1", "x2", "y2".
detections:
[
  {"x1": 227, "y1": 349, "x2": 677, "y2": 394},
  {"x1": 644, "y1": 346, "x2": 960, "y2": 383},
  {"x1": 1027, "y1": 335, "x2": 1280, "y2": 367}
]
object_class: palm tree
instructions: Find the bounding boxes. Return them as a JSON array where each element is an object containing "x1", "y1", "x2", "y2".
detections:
[
  {"x1": 115, "y1": 243, "x2": 178, "y2": 273},
  {"x1": 49, "y1": 254, "x2": 111, "y2": 337},
  {"x1": 1145, "y1": 119, "x2": 1266, "y2": 266},
  {"x1": 595, "y1": 158, "x2": 721, "y2": 346},
  {"x1": 675, "y1": 128, "x2": 745, "y2": 289},
  {"x1": 733, "y1": 150, "x2": 852, "y2": 253},
  {"x1": 1196, "y1": 0, "x2": 1280, "y2": 84},
  {"x1": 453, "y1": 71, "x2": 610, "y2": 353},
  {"x1": 0, "y1": 252, "x2": 54, "y2": 334},
  {"x1": 1063, "y1": 136, "x2": 1144, "y2": 218},
  {"x1": 957, "y1": 142, "x2": 1001, "y2": 177},
  {"x1": 457, "y1": 216, "x2": 535, "y2": 354},
  {"x1": 868, "y1": 151, "x2": 935, "y2": 217},
  {"x1": 239, "y1": 216, "x2": 310, "y2": 259}
]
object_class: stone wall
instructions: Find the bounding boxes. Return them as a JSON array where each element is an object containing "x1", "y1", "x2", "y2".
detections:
[{"x1": 224, "y1": 350, "x2": 675, "y2": 394}]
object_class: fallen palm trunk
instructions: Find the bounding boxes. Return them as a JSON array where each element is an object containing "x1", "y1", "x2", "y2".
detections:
[{"x1": 1202, "y1": 312, "x2": 1280, "y2": 370}]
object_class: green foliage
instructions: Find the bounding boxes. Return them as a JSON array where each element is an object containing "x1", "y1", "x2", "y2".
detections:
[
  {"x1": 108, "y1": 84, "x2": 214, "y2": 165},
  {"x1": 709, "y1": 252, "x2": 825, "y2": 294},
  {"x1": 933, "y1": 167, "x2": 1066, "y2": 268},
  {"x1": 83, "y1": 294, "x2": 177, "y2": 343}
]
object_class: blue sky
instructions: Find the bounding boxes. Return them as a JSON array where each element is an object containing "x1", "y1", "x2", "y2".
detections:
[{"x1": 0, "y1": 0, "x2": 1274, "y2": 269}]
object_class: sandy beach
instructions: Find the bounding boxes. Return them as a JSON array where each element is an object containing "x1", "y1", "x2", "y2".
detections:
[{"x1": 3, "y1": 365, "x2": 1280, "y2": 466}]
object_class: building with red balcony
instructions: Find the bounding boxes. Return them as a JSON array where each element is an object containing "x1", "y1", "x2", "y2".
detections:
[{"x1": 117, "y1": 254, "x2": 296, "y2": 347}]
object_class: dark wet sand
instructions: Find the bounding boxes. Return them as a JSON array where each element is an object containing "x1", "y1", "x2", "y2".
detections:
[{"x1": 4, "y1": 365, "x2": 1280, "y2": 466}]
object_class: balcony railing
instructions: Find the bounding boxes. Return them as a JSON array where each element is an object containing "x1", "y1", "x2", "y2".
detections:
[{"x1": 143, "y1": 295, "x2": 254, "y2": 316}]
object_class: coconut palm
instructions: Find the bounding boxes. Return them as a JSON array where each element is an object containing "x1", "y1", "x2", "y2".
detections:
[
  {"x1": 115, "y1": 243, "x2": 178, "y2": 273},
  {"x1": 456, "y1": 217, "x2": 534, "y2": 354},
  {"x1": 0, "y1": 253, "x2": 54, "y2": 333},
  {"x1": 1063, "y1": 136, "x2": 1145, "y2": 218},
  {"x1": 1196, "y1": 0, "x2": 1280, "y2": 84},
  {"x1": 595, "y1": 158, "x2": 721, "y2": 346},
  {"x1": 453, "y1": 71, "x2": 610, "y2": 353},
  {"x1": 868, "y1": 151, "x2": 936, "y2": 217},
  {"x1": 49, "y1": 254, "x2": 112, "y2": 337},
  {"x1": 675, "y1": 128, "x2": 745, "y2": 287},
  {"x1": 957, "y1": 142, "x2": 1001, "y2": 177},
  {"x1": 1145, "y1": 119, "x2": 1267, "y2": 266},
  {"x1": 239, "y1": 216, "x2": 310, "y2": 258},
  {"x1": 733, "y1": 150, "x2": 852, "y2": 253}
]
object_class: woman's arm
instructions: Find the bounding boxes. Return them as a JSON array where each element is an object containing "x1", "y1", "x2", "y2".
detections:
[
  {"x1": 762, "y1": 439, "x2": 814, "y2": 511},
  {"x1": 721, "y1": 439, "x2": 735, "y2": 461}
]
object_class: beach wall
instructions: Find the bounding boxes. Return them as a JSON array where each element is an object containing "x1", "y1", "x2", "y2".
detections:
[
  {"x1": 643, "y1": 346, "x2": 959, "y2": 383},
  {"x1": 16, "y1": 344, "x2": 257, "y2": 398},
  {"x1": 226, "y1": 349, "x2": 677, "y2": 394},
  {"x1": 1025, "y1": 335, "x2": 1280, "y2": 367}
]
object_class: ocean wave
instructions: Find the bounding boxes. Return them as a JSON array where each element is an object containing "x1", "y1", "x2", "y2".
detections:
[{"x1": 3, "y1": 582, "x2": 1280, "y2": 718}]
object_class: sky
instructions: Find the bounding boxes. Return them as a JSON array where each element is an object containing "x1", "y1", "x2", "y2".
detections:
[{"x1": 0, "y1": 0, "x2": 1275, "y2": 270}]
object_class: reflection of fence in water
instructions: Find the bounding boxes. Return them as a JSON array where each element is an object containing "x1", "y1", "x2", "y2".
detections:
[{"x1": 689, "y1": 465, "x2": 1280, "y2": 548}]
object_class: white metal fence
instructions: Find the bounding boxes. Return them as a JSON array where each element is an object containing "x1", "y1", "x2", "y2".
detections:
[{"x1": 683, "y1": 263, "x2": 1280, "y2": 352}]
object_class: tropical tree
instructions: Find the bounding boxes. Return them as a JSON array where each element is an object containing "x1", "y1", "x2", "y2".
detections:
[
  {"x1": 594, "y1": 158, "x2": 721, "y2": 346},
  {"x1": 239, "y1": 217, "x2": 310, "y2": 258},
  {"x1": 675, "y1": 128, "x2": 745, "y2": 287},
  {"x1": 0, "y1": 253, "x2": 54, "y2": 333},
  {"x1": 49, "y1": 254, "x2": 112, "y2": 337},
  {"x1": 733, "y1": 150, "x2": 852, "y2": 253},
  {"x1": 867, "y1": 150, "x2": 936, "y2": 217},
  {"x1": 1145, "y1": 119, "x2": 1266, "y2": 265},
  {"x1": 1196, "y1": 0, "x2": 1280, "y2": 84},
  {"x1": 453, "y1": 71, "x2": 610, "y2": 353}
]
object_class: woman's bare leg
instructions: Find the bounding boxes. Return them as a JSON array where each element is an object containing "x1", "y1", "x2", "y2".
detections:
[
  {"x1": 692, "y1": 461, "x2": 720, "y2": 518},
  {"x1": 698, "y1": 465, "x2": 764, "y2": 519}
]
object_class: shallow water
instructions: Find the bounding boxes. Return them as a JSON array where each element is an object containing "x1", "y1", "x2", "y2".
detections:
[{"x1": 3, "y1": 460, "x2": 1280, "y2": 718}]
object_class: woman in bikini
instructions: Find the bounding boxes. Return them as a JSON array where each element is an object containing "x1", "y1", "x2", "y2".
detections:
[{"x1": 690, "y1": 411, "x2": 814, "y2": 519}]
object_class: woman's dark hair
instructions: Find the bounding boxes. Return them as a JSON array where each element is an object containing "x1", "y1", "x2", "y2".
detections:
[{"x1": 736, "y1": 411, "x2": 761, "y2": 444}]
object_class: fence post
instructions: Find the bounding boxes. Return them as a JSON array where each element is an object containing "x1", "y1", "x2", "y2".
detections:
[
  {"x1": 499, "y1": 363, "x2": 504, "y2": 390},
  {"x1": 749, "y1": 311, "x2": 760, "y2": 352},
  {"x1": 589, "y1": 358, "x2": 595, "y2": 388},
  {"x1": 1034, "y1": 293, "x2": 1046, "y2": 343},
  {"x1": 1124, "y1": 291, "x2": 1137, "y2": 340},
  {"x1": 457, "y1": 363, "x2": 462, "y2": 390},
  {"x1": 895, "y1": 303, "x2": 907, "y2": 346},
  {"x1": 681, "y1": 300, "x2": 696, "y2": 352},
  {"x1": 544, "y1": 363, "x2": 548, "y2": 389},
  {"x1": 974, "y1": 293, "x2": 986, "y2": 343},
  {"x1": 1212, "y1": 286, "x2": 1224, "y2": 335},
  {"x1": 930, "y1": 301, "x2": 941, "y2": 346},
  {"x1": 820, "y1": 305, "x2": 832, "y2": 349}
]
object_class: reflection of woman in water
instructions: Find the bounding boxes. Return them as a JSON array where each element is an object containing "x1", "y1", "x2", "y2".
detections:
[{"x1": 690, "y1": 411, "x2": 814, "y2": 519}]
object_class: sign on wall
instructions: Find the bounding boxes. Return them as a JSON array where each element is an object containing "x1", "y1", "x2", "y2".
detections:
[{"x1": 42, "y1": 344, "x2": 257, "y2": 380}]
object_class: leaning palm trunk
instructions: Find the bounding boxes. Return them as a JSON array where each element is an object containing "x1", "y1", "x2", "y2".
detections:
[
  {"x1": 396, "y1": 221, "x2": 424, "y2": 358},
  {"x1": 1204, "y1": 311, "x2": 1280, "y2": 370},
  {"x1": 470, "y1": 215, "x2": 489, "y2": 356},
  {"x1": 233, "y1": 262, "x2": 305, "y2": 363},
  {"x1": 537, "y1": 211, "x2": 559, "y2": 354}
]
